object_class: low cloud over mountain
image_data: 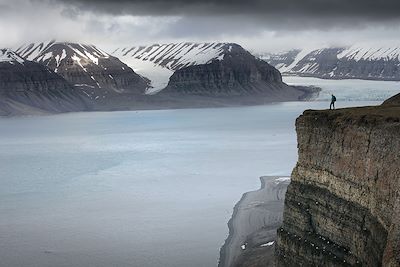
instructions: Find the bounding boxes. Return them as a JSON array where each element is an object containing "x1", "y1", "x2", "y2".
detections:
[{"x1": 1, "y1": 0, "x2": 400, "y2": 52}]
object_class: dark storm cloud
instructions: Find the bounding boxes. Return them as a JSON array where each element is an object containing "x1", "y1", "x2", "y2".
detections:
[
  {"x1": 54, "y1": 0, "x2": 400, "y2": 20},
  {"x1": 0, "y1": 3, "x2": 11, "y2": 14},
  {"x1": 2, "y1": 0, "x2": 399, "y2": 53}
]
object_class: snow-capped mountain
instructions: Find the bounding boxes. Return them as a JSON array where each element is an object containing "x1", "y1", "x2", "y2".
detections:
[
  {"x1": 113, "y1": 42, "x2": 229, "y2": 71},
  {"x1": 261, "y1": 44, "x2": 400, "y2": 81},
  {"x1": 0, "y1": 48, "x2": 88, "y2": 115},
  {"x1": 113, "y1": 42, "x2": 316, "y2": 99},
  {"x1": 16, "y1": 41, "x2": 149, "y2": 100},
  {"x1": 112, "y1": 42, "x2": 237, "y2": 93},
  {"x1": 1, "y1": 41, "x2": 318, "y2": 115}
]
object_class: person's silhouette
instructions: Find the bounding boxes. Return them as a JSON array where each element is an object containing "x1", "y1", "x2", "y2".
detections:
[{"x1": 330, "y1": 94, "x2": 336, "y2": 110}]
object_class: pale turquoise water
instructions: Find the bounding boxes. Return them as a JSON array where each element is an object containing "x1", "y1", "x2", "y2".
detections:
[{"x1": 0, "y1": 100, "x2": 381, "y2": 267}]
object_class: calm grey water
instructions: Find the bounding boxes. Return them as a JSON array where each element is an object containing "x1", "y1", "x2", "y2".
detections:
[{"x1": 0, "y1": 98, "x2": 384, "y2": 266}]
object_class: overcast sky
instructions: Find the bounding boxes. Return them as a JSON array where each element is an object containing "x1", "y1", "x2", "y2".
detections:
[{"x1": 1, "y1": 0, "x2": 400, "y2": 53}]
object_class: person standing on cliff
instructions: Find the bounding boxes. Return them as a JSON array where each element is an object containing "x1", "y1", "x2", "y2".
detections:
[{"x1": 330, "y1": 94, "x2": 336, "y2": 110}]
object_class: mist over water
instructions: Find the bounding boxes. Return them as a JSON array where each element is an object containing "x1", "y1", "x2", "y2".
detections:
[{"x1": 0, "y1": 96, "x2": 382, "y2": 266}]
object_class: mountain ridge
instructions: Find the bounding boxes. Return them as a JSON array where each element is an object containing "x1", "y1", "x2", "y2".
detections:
[
  {"x1": 260, "y1": 44, "x2": 400, "y2": 81},
  {"x1": 0, "y1": 40, "x2": 320, "y2": 115},
  {"x1": 16, "y1": 41, "x2": 149, "y2": 100}
]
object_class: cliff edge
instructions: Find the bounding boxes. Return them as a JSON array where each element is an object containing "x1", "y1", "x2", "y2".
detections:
[{"x1": 276, "y1": 98, "x2": 400, "y2": 266}]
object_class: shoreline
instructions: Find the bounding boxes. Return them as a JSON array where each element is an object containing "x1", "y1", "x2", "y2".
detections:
[
  {"x1": 219, "y1": 176, "x2": 290, "y2": 267},
  {"x1": 0, "y1": 85, "x2": 320, "y2": 117}
]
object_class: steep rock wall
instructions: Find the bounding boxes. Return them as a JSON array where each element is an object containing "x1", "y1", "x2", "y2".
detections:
[{"x1": 276, "y1": 104, "x2": 400, "y2": 266}]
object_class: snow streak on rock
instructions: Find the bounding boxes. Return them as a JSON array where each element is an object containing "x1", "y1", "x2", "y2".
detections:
[
  {"x1": 112, "y1": 42, "x2": 235, "y2": 92},
  {"x1": 261, "y1": 43, "x2": 400, "y2": 81},
  {"x1": 113, "y1": 42, "x2": 231, "y2": 71},
  {"x1": 0, "y1": 49, "x2": 25, "y2": 65}
]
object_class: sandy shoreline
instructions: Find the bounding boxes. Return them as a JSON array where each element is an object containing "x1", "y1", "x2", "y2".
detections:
[{"x1": 219, "y1": 176, "x2": 290, "y2": 267}]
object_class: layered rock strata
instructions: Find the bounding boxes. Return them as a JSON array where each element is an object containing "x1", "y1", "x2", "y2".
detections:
[
  {"x1": 161, "y1": 44, "x2": 315, "y2": 100},
  {"x1": 276, "y1": 103, "x2": 400, "y2": 266},
  {"x1": 17, "y1": 41, "x2": 149, "y2": 100},
  {"x1": 0, "y1": 49, "x2": 88, "y2": 115}
]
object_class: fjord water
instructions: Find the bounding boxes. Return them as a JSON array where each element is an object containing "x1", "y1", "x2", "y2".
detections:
[{"x1": 0, "y1": 79, "x2": 392, "y2": 267}]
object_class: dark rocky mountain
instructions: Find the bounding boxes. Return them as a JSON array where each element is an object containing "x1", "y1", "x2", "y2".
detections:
[
  {"x1": 261, "y1": 44, "x2": 400, "y2": 81},
  {"x1": 160, "y1": 44, "x2": 315, "y2": 100},
  {"x1": 16, "y1": 41, "x2": 149, "y2": 101},
  {"x1": 0, "y1": 48, "x2": 88, "y2": 115},
  {"x1": 113, "y1": 42, "x2": 319, "y2": 101},
  {"x1": 0, "y1": 41, "x2": 319, "y2": 115},
  {"x1": 112, "y1": 42, "x2": 248, "y2": 93}
]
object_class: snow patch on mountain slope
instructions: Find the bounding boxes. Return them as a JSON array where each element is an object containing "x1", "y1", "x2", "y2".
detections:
[
  {"x1": 268, "y1": 43, "x2": 400, "y2": 74},
  {"x1": 262, "y1": 42, "x2": 400, "y2": 81},
  {"x1": 17, "y1": 41, "x2": 112, "y2": 70},
  {"x1": 338, "y1": 44, "x2": 400, "y2": 61},
  {"x1": 0, "y1": 49, "x2": 25, "y2": 65},
  {"x1": 15, "y1": 41, "x2": 55, "y2": 61},
  {"x1": 279, "y1": 48, "x2": 316, "y2": 73},
  {"x1": 113, "y1": 42, "x2": 228, "y2": 71},
  {"x1": 54, "y1": 49, "x2": 66, "y2": 67}
]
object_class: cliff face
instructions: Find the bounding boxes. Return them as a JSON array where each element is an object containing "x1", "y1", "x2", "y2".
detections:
[{"x1": 276, "y1": 104, "x2": 400, "y2": 266}]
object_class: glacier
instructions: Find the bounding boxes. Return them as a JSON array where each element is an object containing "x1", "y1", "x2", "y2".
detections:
[{"x1": 284, "y1": 76, "x2": 400, "y2": 101}]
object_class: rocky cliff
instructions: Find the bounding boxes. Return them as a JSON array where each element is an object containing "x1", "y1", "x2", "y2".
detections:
[
  {"x1": 275, "y1": 101, "x2": 400, "y2": 266},
  {"x1": 0, "y1": 49, "x2": 88, "y2": 115}
]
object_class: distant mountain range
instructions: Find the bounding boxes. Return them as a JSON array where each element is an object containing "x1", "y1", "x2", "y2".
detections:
[
  {"x1": 0, "y1": 40, "x2": 318, "y2": 115},
  {"x1": 259, "y1": 44, "x2": 400, "y2": 81},
  {"x1": 10, "y1": 40, "x2": 400, "y2": 115}
]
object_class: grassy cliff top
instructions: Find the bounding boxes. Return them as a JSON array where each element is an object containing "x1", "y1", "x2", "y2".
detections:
[
  {"x1": 302, "y1": 103, "x2": 400, "y2": 126},
  {"x1": 383, "y1": 93, "x2": 400, "y2": 106}
]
